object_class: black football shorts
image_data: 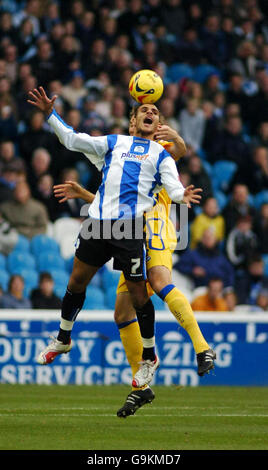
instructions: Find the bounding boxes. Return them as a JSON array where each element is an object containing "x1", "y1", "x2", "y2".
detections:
[{"x1": 74, "y1": 217, "x2": 146, "y2": 282}]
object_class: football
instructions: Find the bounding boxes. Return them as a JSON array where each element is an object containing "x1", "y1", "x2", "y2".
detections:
[{"x1": 129, "y1": 69, "x2": 164, "y2": 104}]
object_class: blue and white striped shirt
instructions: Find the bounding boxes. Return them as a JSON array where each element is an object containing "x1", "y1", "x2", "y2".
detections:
[{"x1": 47, "y1": 109, "x2": 185, "y2": 220}]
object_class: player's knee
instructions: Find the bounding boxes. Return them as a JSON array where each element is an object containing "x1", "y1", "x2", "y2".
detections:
[
  {"x1": 131, "y1": 293, "x2": 149, "y2": 310},
  {"x1": 148, "y1": 268, "x2": 171, "y2": 295},
  {"x1": 68, "y1": 272, "x2": 88, "y2": 292}
]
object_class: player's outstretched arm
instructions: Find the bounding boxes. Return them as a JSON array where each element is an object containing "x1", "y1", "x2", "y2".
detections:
[
  {"x1": 53, "y1": 181, "x2": 95, "y2": 204},
  {"x1": 27, "y1": 87, "x2": 107, "y2": 169},
  {"x1": 155, "y1": 125, "x2": 186, "y2": 160},
  {"x1": 182, "y1": 185, "x2": 202, "y2": 209}
]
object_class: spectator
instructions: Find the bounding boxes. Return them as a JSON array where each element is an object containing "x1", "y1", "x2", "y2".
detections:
[
  {"x1": 159, "y1": 98, "x2": 180, "y2": 133},
  {"x1": 174, "y1": 228, "x2": 234, "y2": 288},
  {"x1": 0, "y1": 166, "x2": 19, "y2": 203},
  {"x1": 0, "y1": 11, "x2": 17, "y2": 44},
  {"x1": 229, "y1": 145, "x2": 268, "y2": 195},
  {"x1": 252, "y1": 121, "x2": 268, "y2": 147},
  {"x1": 0, "y1": 211, "x2": 18, "y2": 255},
  {"x1": 209, "y1": 115, "x2": 250, "y2": 166},
  {"x1": 0, "y1": 140, "x2": 25, "y2": 174},
  {"x1": 35, "y1": 173, "x2": 61, "y2": 222},
  {"x1": 56, "y1": 168, "x2": 84, "y2": 218},
  {"x1": 13, "y1": 0, "x2": 42, "y2": 37},
  {"x1": 190, "y1": 197, "x2": 225, "y2": 249},
  {"x1": 162, "y1": 0, "x2": 186, "y2": 38},
  {"x1": 253, "y1": 203, "x2": 268, "y2": 254},
  {"x1": 19, "y1": 110, "x2": 57, "y2": 163},
  {"x1": 107, "y1": 97, "x2": 129, "y2": 132},
  {"x1": 61, "y1": 70, "x2": 88, "y2": 108},
  {"x1": 222, "y1": 184, "x2": 256, "y2": 234},
  {"x1": 3, "y1": 44, "x2": 19, "y2": 84},
  {"x1": 27, "y1": 147, "x2": 53, "y2": 195},
  {"x1": 228, "y1": 40, "x2": 258, "y2": 80},
  {"x1": 0, "y1": 180, "x2": 48, "y2": 238},
  {"x1": 76, "y1": 10, "x2": 96, "y2": 50},
  {"x1": 178, "y1": 98, "x2": 206, "y2": 152},
  {"x1": 83, "y1": 38, "x2": 107, "y2": 80},
  {"x1": 29, "y1": 39, "x2": 57, "y2": 86},
  {"x1": 235, "y1": 255, "x2": 268, "y2": 305},
  {"x1": 191, "y1": 278, "x2": 229, "y2": 312},
  {"x1": 255, "y1": 289, "x2": 268, "y2": 311},
  {"x1": 199, "y1": 11, "x2": 227, "y2": 67},
  {"x1": 223, "y1": 287, "x2": 238, "y2": 311},
  {"x1": 225, "y1": 72, "x2": 251, "y2": 122},
  {"x1": 30, "y1": 272, "x2": 62, "y2": 309},
  {"x1": 175, "y1": 26, "x2": 203, "y2": 66},
  {"x1": 226, "y1": 215, "x2": 259, "y2": 269},
  {"x1": 1, "y1": 274, "x2": 32, "y2": 309},
  {"x1": 16, "y1": 17, "x2": 36, "y2": 62},
  {"x1": 186, "y1": 154, "x2": 213, "y2": 204}
]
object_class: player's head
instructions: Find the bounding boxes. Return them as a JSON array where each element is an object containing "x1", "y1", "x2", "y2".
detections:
[
  {"x1": 129, "y1": 104, "x2": 164, "y2": 138},
  {"x1": 130, "y1": 103, "x2": 161, "y2": 138}
]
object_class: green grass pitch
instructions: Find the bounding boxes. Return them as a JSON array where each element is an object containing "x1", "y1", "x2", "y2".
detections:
[{"x1": 0, "y1": 385, "x2": 267, "y2": 450}]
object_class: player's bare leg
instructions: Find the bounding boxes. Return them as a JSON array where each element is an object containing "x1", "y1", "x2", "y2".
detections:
[
  {"x1": 148, "y1": 265, "x2": 216, "y2": 376},
  {"x1": 37, "y1": 257, "x2": 98, "y2": 365},
  {"x1": 123, "y1": 279, "x2": 160, "y2": 388},
  {"x1": 114, "y1": 291, "x2": 155, "y2": 418}
]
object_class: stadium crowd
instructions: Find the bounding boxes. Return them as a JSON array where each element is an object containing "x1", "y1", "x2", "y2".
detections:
[{"x1": 0, "y1": 0, "x2": 268, "y2": 312}]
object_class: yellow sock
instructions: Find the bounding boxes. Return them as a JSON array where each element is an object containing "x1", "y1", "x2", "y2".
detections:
[
  {"x1": 161, "y1": 285, "x2": 209, "y2": 354},
  {"x1": 118, "y1": 319, "x2": 145, "y2": 391}
]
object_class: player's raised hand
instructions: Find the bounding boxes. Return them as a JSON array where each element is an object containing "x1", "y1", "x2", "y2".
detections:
[
  {"x1": 182, "y1": 185, "x2": 202, "y2": 208},
  {"x1": 27, "y1": 86, "x2": 57, "y2": 116},
  {"x1": 53, "y1": 181, "x2": 83, "y2": 203},
  {"x1": 154, "y1": 124, "x2": 179, "y2": 141}
]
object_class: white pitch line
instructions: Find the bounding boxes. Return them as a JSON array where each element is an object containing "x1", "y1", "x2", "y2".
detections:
[
  {"x1": 1, "y1": 406, "x2": 267, "y2": 411},
  {"x1": 0, "y1": 413, "x2": 267, "y2": 418}
]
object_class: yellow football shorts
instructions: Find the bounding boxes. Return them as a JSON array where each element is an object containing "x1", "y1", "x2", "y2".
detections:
[{"x1": 116, "y1": 215, "x2": 174, "y2": 296}]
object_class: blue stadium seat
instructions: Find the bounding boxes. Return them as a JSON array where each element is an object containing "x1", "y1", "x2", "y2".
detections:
[
  {"x1": 197, "y1": 148, "x2": 208, "y2": 160},
  {"x1": 90, "y1": 271, "x2": 102, "y2": 288},
  {"x1": 10, "y1": 267, "x2": 38, "y2": 286},
  {"x1": 36, "y1": 252, "x2": 66, "y2": 272},
  {"x1": 262, "y1": 255, "x2": 268, "y2": 277},
  {"x1": 0, "y1": 269, "x2": 9, "y2": 291},
  {"x1": 193, "y1": 64, "x2": 221, "y2": 83},
  {"x1": 254, "y1": 191, "x2": 268, "y2": 209},
  {"x1": 166, "y1": 63, "x2": 194, "y2": 82},
  {"x1": 151, "y1": 294, "x2": 167, "y2": 311},
  {"x1": 65, "y1": 256, "x2": 74, "y2": 274},
  {"x1": 105, "y1": 286, "x2": 117, "y2": 309},
  {"x1": 48, "y1": 269, "x2": 69, "y2": 287},
  {"x1": 214, "y1": 190, "x2": 228, "y2": 210},
  {"x1": 13, "y1": 234, "x2": 30, "y2": 253},
  {"x1": 31, "y1": 234, "x2": 60, "y2": 257},
  {"x1": 202, "y1": 160, "x2": 213, "y2": 176},
  {"x1": 7, "y1": 252, "x2": 36, "y2": 273},
  {"x1": 76, "y1": 161, "x2": 92, "y2": 187},
  {"x1": 54, "y1": 285, "x2": 66, "y2": 299},
  {"x1": 212, "y1": 160, "x2": 237, "y2": 192},
  {"x1": 23, "y1": 271, "x2": 39, "y2": 298},
  {"x1": 102, "y1": 269, "x2": 121, "y2": 290},
  {"x1": 84, "y1": 286, "x2": 106, "y2": 309},
  {"x1": 0, "y1": 254, "x2": 6, "y2": 270}
]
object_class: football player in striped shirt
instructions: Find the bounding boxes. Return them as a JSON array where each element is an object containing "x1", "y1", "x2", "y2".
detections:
[
  {"x1": 28, "y1": 87, "x2": 202, "y2": 387},
  {"x1": 53, "y1": 114, "x2": 215, "y2": 418}
]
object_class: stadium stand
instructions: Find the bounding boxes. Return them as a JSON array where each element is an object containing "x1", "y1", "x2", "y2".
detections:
[{"x1": 0, "y1": 0, "x2": 267, "y2": 311}]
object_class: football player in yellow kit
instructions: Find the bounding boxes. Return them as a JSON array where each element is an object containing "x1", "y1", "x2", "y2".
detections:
[{"x1": 54, "y1": 111, "x2": 215, "y2": 418}]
